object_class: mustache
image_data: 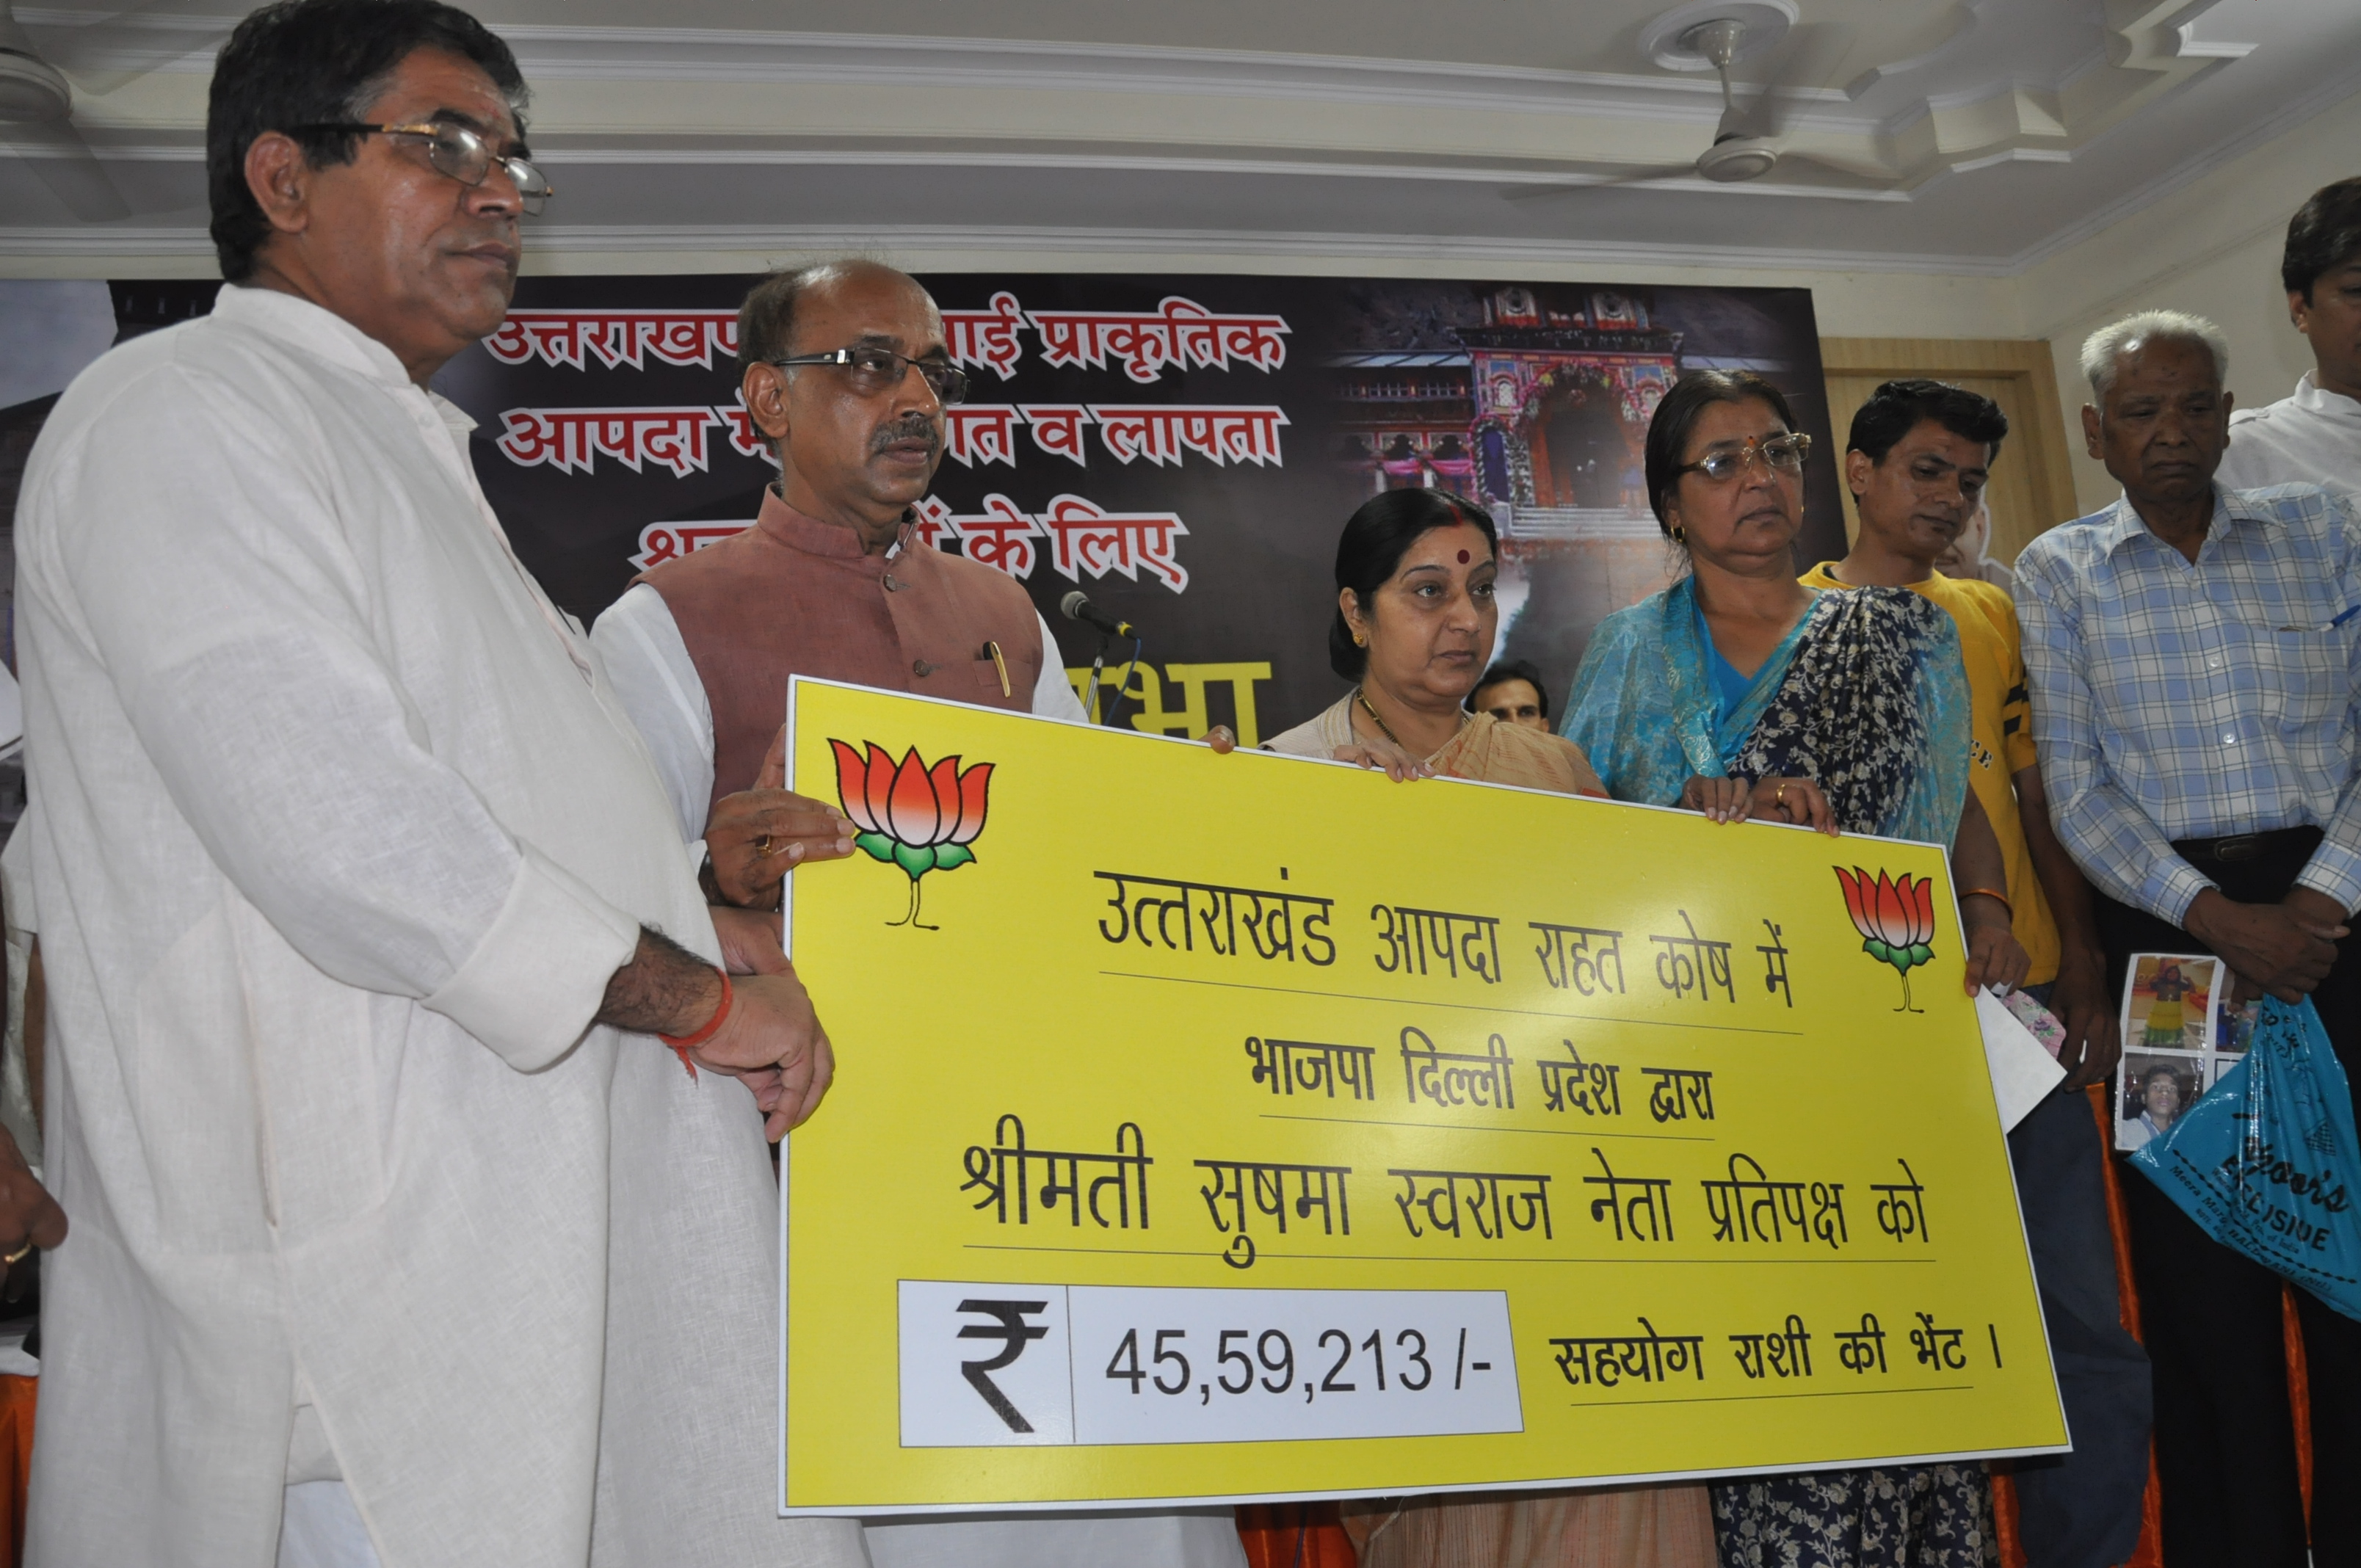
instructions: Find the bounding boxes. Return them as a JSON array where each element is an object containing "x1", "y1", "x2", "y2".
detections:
[{"x1": 869, "y1": 415, "x2": 943, "y2": 455}]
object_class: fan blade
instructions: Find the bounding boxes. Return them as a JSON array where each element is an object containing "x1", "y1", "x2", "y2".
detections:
[
  {"x1": 1504, "y1": 163, "x2": 1699, "y2": 202},
  {"x1": 7, "y1": 114, "x2": 131, "y2": 221},
  {"x1": 1736, "y1": 21, "x2": 1858, "y2": 141},
  {"x1": 32, "y1": 3, "x2": 230, "y2": 98}
]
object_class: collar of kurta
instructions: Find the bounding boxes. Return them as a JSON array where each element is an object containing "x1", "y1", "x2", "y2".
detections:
[
  {"x1": 753, "y1": 487, "x2": 915, "y2": 562},
  {"x1": 2291, "y1": 370, "x2": 2361, "y2": 422},
  {"x1": 213, "y1": 284, "x2": 478, "y2": 435}
]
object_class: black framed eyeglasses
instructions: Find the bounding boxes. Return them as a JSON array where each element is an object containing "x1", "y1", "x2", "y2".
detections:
[
  {"x1": 770, "y1": 346, "x2": 969, "y2": 405},
  {"x1": 1678, "y1": 432, "x2": 1812, "y2": 484},
  {"x1": 293, "y1": 121, "x2": 553, "y2": 214}
]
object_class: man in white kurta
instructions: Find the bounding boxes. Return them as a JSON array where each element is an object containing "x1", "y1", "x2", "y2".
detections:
[
  {"x1": 18, "y1": 277, "x2": 868, "y2": 1568},
  {"x1": 592, "y1": 261, "x2": 1247, "y2": 1568},
  {"x1": 2220, "y1": 370, "x2": 2360, "y2": 498},
  {"x1": 15, "y1": 10, "x2": 863, "y2": 1563},
  {"x1": 2219, "y1": 175, "x2": 2361, "y2": 498}
]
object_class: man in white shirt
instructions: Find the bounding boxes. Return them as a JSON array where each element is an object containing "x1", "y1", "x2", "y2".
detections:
[
  {"x1": 2219, "y1": 175, "x2": 2361, "y2": 498},
  {"x1": 592, "y1": 264, "x2": 1247, "y2": 1568},
  {"x1": 16, "y1": 5, "x2": 860, "y2": 1564}
]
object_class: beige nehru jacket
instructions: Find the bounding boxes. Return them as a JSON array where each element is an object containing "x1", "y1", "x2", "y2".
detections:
[{"x1": 635, "y1": 488, "x2": 1046, "y2": 823}]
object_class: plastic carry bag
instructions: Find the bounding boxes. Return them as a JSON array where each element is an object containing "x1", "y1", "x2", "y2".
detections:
[{"x1": 2130, "y1": 995, "x2": 2361, "y2": 1320}]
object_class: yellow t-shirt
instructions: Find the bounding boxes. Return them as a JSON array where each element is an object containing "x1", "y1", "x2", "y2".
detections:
[{"x1": 1799, "y1": 563, "x2": 2061, "y2": 985}]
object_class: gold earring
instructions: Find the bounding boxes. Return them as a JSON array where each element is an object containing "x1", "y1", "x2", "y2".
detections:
[
  {"x1": 1353, "y1": 632, "x2": 1366, "y2": 647},
  {"x1": 1672, "y1": 526, "x2": 1686, "y2": 544}
]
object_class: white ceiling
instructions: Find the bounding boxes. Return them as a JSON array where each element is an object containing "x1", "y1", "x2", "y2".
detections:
[{"x1": 5, "y1": 0, "x2": 2359, "y2": 273}]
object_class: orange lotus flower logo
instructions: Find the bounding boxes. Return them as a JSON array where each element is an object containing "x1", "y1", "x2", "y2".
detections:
[
  {"x1": 1835, "y1": 865, "x2": 1937, "y2": 1012},
  {"x1": 831, "y1": 740, "x2": 993, "y2": 929}
]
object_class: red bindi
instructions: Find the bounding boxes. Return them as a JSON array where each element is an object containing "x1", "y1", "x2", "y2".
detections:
[{"x1": 1457, "y1": 549, "x2": 1470, "y2": 563}]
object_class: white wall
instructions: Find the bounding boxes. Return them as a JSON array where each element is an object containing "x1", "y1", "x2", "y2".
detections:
[{"x1": 2020, "y1": 90, "x2": 2361, "y2": 517}]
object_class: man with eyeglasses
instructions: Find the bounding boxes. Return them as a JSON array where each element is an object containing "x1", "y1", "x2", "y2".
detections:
[
  {"x1": 593, "y1": 260, "x2": 1089, "y2": 917},
  {"x1": 591, "y1": 268, "x2": 1244, "y2": 1568},
  {"x1": 1802, "y1": 380, "x2": 2146, "y2": 1568},
  {"x1": 14, "y1": 4, "x2": 863, "y2": 1566}
]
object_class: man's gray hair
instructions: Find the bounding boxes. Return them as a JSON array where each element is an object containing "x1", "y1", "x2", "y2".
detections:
[{"x1": 2079, "y1": 310, "x2": 2230, "y2": 399}]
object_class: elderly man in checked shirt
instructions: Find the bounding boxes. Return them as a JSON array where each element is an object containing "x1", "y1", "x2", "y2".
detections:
[{"x1": 2015, "y1": 308, "x2": 2360, "y2": 1568}]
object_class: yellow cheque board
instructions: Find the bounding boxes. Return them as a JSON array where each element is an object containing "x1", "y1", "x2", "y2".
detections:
[{"x1": 779, "y1": 678, "x2": 2065, "y2": 1514}]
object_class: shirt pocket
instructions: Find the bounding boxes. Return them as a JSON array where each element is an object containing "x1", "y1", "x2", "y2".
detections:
[
  {"x1": 970, "y1": 653, "x2": 1014, "y2": 702},
  {"x1": 2252, "y1": 625, "x2": 2352, "y2": 733}
]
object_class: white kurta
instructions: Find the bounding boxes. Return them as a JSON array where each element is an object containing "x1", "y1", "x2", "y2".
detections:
[
  {"x1": 2221, "y1": 370, "x2": 2361, "y2": 498},
  {"x1": 592, "y1": 587, "x2": 1247, "y2": 1568},
  {"x1": 15, "y1": 286, "x2": 866, "y2": 1568}
]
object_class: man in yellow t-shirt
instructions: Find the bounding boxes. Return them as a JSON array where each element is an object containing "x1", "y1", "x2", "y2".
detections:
[
  {"x1": 1804, "y1": 381, "x2": 2114, "y2": 1063},
  {"x1": 1804, "y1": 379, "x2": 2147, "y2": 1568}
]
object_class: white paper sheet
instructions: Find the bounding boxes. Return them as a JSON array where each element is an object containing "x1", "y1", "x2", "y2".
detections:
[{"x1": 1979, "y1": 988, "x2": 2068, "y2": 1133}]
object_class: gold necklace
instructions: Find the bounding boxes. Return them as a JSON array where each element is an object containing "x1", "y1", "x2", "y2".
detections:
[{"x1": 1354, "y1": 686, "x2": 1406, "y2": 748}]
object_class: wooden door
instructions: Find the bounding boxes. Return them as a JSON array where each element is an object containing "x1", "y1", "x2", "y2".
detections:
[{"x1": 1819, "y1": 339, "x2": 2081, "y2": 566}]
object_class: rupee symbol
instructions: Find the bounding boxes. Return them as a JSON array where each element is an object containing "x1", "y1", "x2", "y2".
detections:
[{"x1": 956, "y1": 1298, "x2": 1050, "y2": 1433}]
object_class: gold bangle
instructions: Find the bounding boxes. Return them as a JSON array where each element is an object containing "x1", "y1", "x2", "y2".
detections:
[{"x1": 1962, "y1": 887, "x2": 2014, "y2": 919}]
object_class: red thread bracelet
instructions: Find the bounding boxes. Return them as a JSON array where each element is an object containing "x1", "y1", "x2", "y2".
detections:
[{"x1": 658, "y1": 968, "x2": 733, "y2": 1079}]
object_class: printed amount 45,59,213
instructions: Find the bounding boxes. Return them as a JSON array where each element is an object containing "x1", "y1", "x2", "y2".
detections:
[
  {"x1": 1106, "y1": 1322, "x2": 1482, "y2": 1407},
  {"x1": 896, "y1": 1282, "x2": 1525, "y2": 1448}
]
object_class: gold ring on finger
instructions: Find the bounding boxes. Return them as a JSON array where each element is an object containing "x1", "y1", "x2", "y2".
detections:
[
  {"x1": 754, "y1": 835, "x2": 775, "y2": 857},
  {"x1": 3, "y1": 1240, "x2": 32, "y2": 1266}
]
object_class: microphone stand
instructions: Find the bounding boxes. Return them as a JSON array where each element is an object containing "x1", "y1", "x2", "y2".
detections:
[{"x1": 1089, "y1": 632, "x2": 1146, "y2": 728}]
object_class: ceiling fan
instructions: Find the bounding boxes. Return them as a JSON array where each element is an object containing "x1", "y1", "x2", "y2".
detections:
[
  {"x1": 1509, "y1": 14, "x2": 1872, "y2": 201},
  {"x1": 0, "y1": 0, "x2": 228, "y2": 221}
]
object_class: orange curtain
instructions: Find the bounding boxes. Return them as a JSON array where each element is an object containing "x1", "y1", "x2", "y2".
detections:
[
  {"x1": 1236, "y1": 1501, "x2": 1357, "y2": 1568},
  {"x1": 1994, "y1": 1086, "x2": 2315, "y2": 1568},
  {"x1": 0, "y1": 1375, "x2": 33, "y2": 1568},
  {"x1": 2284, "y1": 1286, "x2": 2313, "y2": 1525},
  {"x1": 1994, "y1": 1088, "x2": 2163, "y2": 1568}
]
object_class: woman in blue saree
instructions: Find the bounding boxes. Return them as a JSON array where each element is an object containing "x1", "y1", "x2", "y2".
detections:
[{"x1": 1564, "y1": 371, "x2": 2027, "y2": 1568}]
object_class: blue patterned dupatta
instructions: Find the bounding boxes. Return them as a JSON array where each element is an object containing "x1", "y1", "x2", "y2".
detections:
[{"x1": 1562, "y1": 576, "x2": 1970, "y2": 843}]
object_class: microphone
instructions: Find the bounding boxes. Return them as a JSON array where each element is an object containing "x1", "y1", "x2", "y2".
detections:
[{"x1": 1060, "y1": 590, "x2": 1137, "y2": 641}]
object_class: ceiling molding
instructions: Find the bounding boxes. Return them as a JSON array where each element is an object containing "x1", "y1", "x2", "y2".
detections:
[
  {"x1": 0, "y1": 226, "x2": 217, "y2": 257},
  {"x1": 16, "y1": 6, "x2": 2277, "y2": 203},
  {"x1": 0, "y1": 219, "x2": 2021, "y2": 276},
  {"x1": 0, "y1": 134, "x2": 1891, "y2": 203},
  {"x1": 521, "y1": 222, "x2": 2030, "y2": 275},
  {"x1": 4, "y1": 0, "x2": 2346, "y2": 278},
  {"x1": 3, "y1": 10, "x2": 1885, "y2": 137},
  {"x1": 1998, "y1": 52, "x2": 2361, "y2": 275},
  {"x1": 10, "y1": 49, "x2": 2357, "y2": 283},
  {"x1": 1842, "y1": 0, "x2": 1988, "y2": 98}
]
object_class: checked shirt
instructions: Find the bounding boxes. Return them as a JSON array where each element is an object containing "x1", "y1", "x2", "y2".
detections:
[{"x1": 2014, "y1": 482, "x2": 2361, "y2": 925}]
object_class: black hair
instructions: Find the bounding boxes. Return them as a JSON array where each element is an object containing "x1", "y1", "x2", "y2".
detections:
[
  {"x1": 1846, "y1": 378, "x2": 2009, "y2": 468},
  {"x1": 737, "y1": 258, "x2": 922, "y2": 381},
  {"x1": 207, "y1": 0, "x2": 526, "y2": 283},
  {"x1": 1469, "y1": 658, "x2": 1550, "y2": 720},
  {"x1": 738, "y1": 262, "x2": 828, "y2": 382},
  {"x1": 1642, "y1": 369, "x2": 1799, "y2": 536},
  {"x1": 1328, "y1": 489, "x2": 1498, "y2": 681},
  {"x1": 2282, "y1": 177, "x2": 2361, "y2": 301}
]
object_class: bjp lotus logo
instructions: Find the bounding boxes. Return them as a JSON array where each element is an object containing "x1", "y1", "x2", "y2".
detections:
[
  {"x1": 831, "y1": 740, "x2": 993, "y2": 929},
  {"x1": 1835, "y1": 866, "x2": 1937, "y2": 1012}
]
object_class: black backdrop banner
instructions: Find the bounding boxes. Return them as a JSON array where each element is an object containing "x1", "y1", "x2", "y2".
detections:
[{"x1": 120, "y1": 272, "x2": 1843, "y2": 744}]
